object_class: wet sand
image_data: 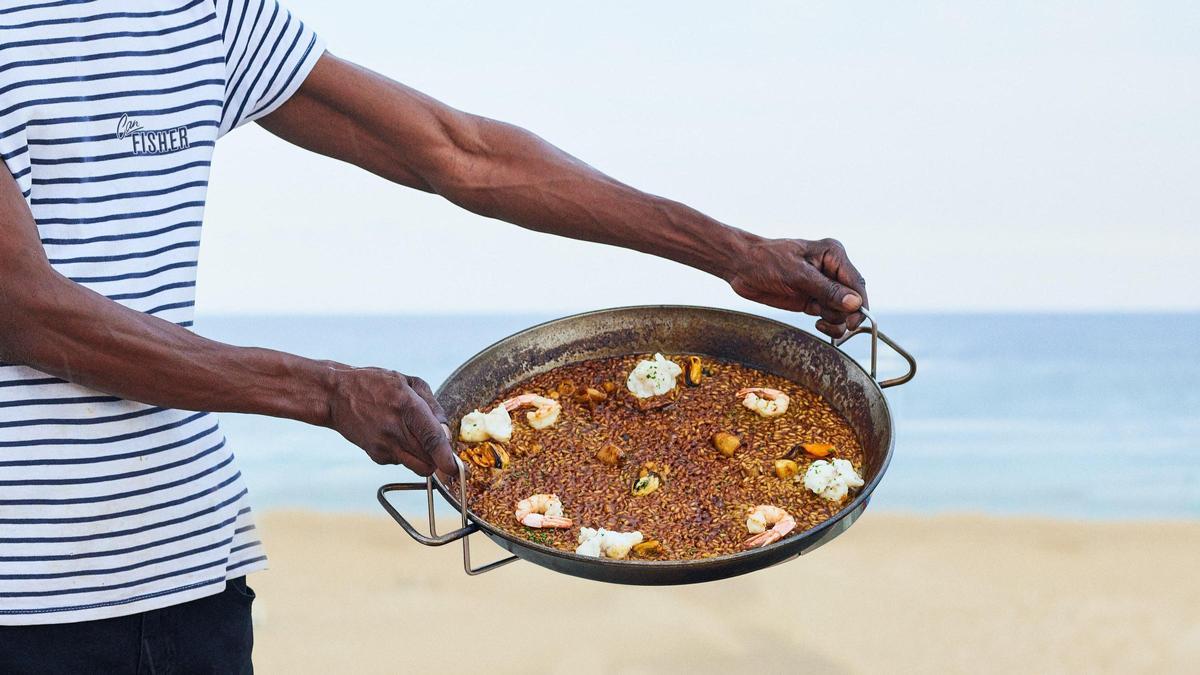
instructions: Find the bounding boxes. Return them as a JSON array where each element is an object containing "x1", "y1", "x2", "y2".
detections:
[{"x1": 250, "y1": 511, "x2": 1200, "y2": 674}]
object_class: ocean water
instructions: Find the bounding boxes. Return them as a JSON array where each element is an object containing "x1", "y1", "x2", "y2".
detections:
[{"x1": 197, "y1": 312, "x2": 1200, "y2": 520}]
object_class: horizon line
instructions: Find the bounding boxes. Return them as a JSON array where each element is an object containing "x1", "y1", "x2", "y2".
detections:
[{"x1": 194, "y1": 308, "x2": 1200, "y2": 318}]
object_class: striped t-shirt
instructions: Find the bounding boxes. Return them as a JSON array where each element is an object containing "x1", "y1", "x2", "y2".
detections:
[{"x1": 0, "y1": 0, "x2": 323, "y2": 624}]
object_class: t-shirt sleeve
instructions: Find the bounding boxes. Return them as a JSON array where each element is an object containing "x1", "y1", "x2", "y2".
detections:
[{"x1": 214, "y1": 0, "x2": 325, "y2": 137}]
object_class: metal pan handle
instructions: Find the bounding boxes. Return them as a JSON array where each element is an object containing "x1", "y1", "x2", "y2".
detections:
[
  {"x1": 377, "y1": 456, "x2": 519, "y2": 575},
  {"x1": 377, "y1": 480, "x2": 477, "y2": 546},
  {"x1": 832, "y1": 309, "x2": 917, "y2": 389}
]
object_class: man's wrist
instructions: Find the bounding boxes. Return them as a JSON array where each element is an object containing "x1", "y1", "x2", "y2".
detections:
[
  {"x1": 694, "y1": 217, "x2": 759, "y2": 284},
  {"x1": 291, "y1": 357, "x2": 343, "y2": 428}
]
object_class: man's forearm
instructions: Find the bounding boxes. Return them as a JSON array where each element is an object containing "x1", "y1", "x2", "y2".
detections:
[
  {"x1": 259, "y1": 54, "x2": 757, "y2": 282},
  {"x1": 0, "y1": 262, "x2": 335, "y2": 426},
  {"x1": 423, "y1": 117, "x2": 756, "y2": 282}
]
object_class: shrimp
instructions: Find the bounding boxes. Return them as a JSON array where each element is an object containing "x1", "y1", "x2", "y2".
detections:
[
  {"x1": 737, "y1": 387, "x2": 790, "y2": 417},
  {"x1": 501, "y1": 393, "x2": 562, "y2": 430},
  {"x1": 743, "y1": 505, "x2": 796, "y2": 548},
  {"x1": 515, "y1": 493, "x2": 573, "y2": 529}
]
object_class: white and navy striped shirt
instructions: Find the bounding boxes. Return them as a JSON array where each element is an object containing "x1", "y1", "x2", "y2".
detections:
[{"x1": 0, "y1": 0, "x2": 323, "y2": 624}]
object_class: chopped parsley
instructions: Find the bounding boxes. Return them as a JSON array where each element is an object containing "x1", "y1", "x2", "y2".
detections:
[{"x1": 524, "y1": 527, "x2": 552, "y2": 546}]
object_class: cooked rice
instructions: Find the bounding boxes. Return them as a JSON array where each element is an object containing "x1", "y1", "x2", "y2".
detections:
[{"x1": 452, "y1": 354, "x2": 865, "y2": 561}]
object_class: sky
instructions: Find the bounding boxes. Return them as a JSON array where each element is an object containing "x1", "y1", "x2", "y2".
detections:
[{"x1": 198, "y1": 1, "x2": 1199, "y2": 315}]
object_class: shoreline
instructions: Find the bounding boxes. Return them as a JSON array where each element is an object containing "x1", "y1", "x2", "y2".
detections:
[{"x1": 249, "y1": 510, "x2": 1200, "y2": 674}]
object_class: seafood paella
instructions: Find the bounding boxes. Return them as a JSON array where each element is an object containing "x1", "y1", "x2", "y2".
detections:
[{"x1": 453, "y1": 353, "x2": 867, "y2": 561}]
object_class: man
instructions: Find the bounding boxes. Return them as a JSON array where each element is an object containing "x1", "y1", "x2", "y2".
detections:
[{"x1": 0, "y1": 1, "x2": 867, "y2": 671}]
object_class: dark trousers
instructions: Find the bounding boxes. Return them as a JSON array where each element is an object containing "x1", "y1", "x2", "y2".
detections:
[{"x1": 0, "y1": 577, "x2": 255, "y2": 675}]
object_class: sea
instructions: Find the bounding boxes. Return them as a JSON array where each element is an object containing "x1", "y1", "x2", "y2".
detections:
[{"x1": 197, "y1": 312, "x2": 1200, "y2": 521}]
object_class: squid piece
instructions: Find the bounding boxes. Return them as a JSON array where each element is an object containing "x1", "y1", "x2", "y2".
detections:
[{"x1": 459, "y1": 405, "x2": 513, "y2": 443}]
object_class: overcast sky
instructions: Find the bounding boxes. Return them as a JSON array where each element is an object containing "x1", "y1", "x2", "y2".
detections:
[{"x1": 198, "y1": 1, "x2": 1198, "y2": 315}]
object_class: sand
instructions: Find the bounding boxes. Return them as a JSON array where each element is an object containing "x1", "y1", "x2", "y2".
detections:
[{"x1": 248, "y1": 511, "x2": 1200, "y2": 674}]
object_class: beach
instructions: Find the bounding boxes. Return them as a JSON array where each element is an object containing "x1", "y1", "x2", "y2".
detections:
[
  {"x1": 249, "y1": 511, "x2": 1199, "y2": 674},
  {"x1": 206, "y1": 313, "x2": 1200, "y2": 672}
]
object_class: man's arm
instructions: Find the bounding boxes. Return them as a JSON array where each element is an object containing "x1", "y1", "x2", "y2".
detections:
[
  {"x1": 0, "y1": 169, "x2": 455, "y2": 475},
  {"x1": 259, "y1": 53, "x2": 868, "y2": 337}
]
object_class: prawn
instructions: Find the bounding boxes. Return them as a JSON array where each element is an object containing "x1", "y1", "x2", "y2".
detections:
[
  {"x1": 515, "y1": 493, "x2": 573, "y2": 529},
  {"x1": 743, "y1": 504, "x2": 796, "y2": 548},
  {"x1": 737, "y1": 387, "x2": 790, "y2": 418},
  {"x1": 501, "y1": 393, "x2": 562, "y2": 430}
]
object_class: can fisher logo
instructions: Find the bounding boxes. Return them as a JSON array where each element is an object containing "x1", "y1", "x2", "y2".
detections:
[{"x1": 116, "y1": 113, "x2": 190, "y2": 156}]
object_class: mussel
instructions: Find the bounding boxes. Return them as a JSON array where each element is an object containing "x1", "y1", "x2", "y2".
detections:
[
  {"x1": 458, "y1": 441, "x2": 511, "y2": 470},
  {"x1": 632, "y1": 472, "x2": 661, "y2": 496},
  {"x1": 684, "y1": 356, "x2": 703, "y2": 387},
  {"x1": 632, "y1": 540, "x2": 665, "y2": 557},
  {"x1": 784, "y1": 442, "x2": 836, "y2": 460},
  {"x1": 632, "y1": 462, "x2": 667, "y2": 496}
]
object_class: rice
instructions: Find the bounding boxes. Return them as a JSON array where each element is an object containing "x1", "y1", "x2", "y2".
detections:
[{"x1": 452, "y1": 354, "x2": 865, "y2": 561}]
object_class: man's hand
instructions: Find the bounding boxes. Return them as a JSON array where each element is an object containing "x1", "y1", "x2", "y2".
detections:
[
  {"x1": 726, "y1": 237, "x2": 869, "y2": 339},
  {"x1": 1, "y1": 156, "x2": 456, "y2": 476},
  {"x1": 325, "y1": 368, "x2": 457, "y2": 476}
]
